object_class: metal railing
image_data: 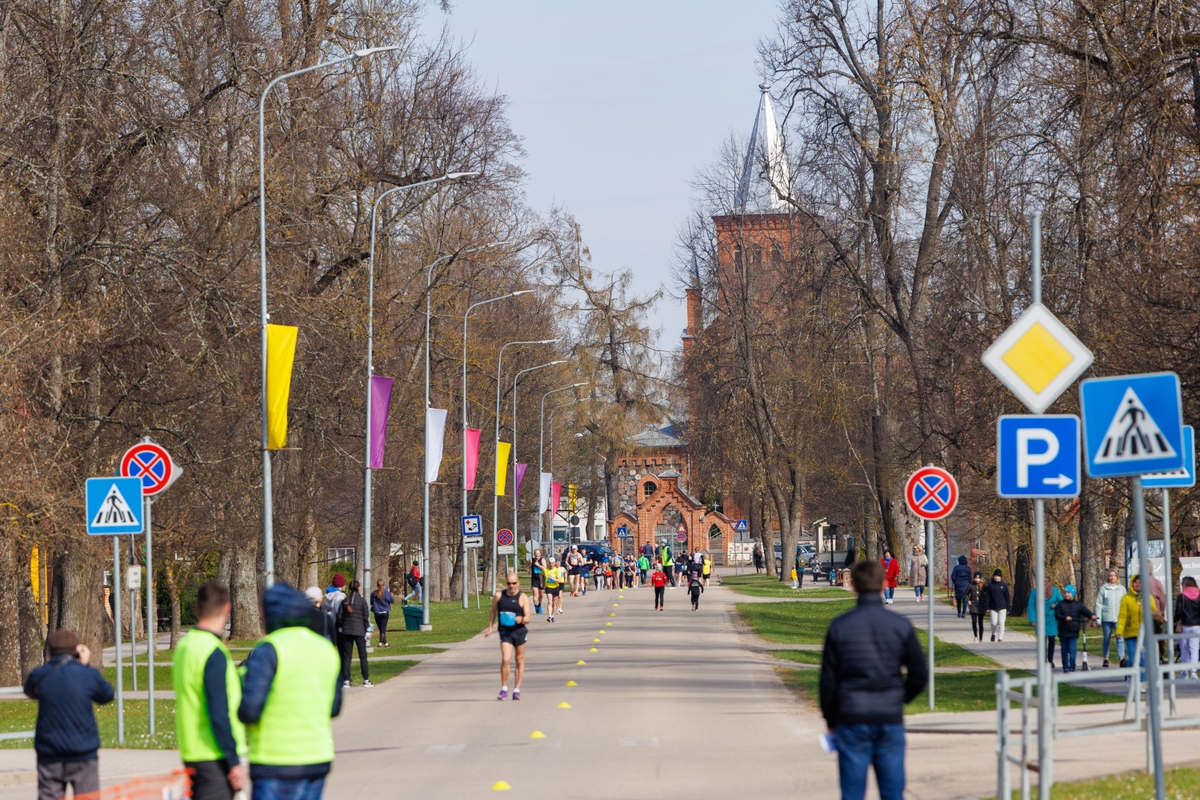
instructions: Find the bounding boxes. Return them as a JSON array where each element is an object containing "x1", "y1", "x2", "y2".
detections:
[{"x1": 997, "y1": 627, "x2": 1200, "y2": 799}]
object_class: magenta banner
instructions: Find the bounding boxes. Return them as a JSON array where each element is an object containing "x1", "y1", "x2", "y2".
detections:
[
  {"x1": 514, "y1": 463, "x2": 528, "y2": 499},
  {"x1": 463, "y1": 428, "x2": 482, "y2": 489},
  {"x1": 368, "y1": 376, "x2": 394, "y2": 469},
  {"x1": 551, "y1": 481, "x2": 563, "y2": 514}
]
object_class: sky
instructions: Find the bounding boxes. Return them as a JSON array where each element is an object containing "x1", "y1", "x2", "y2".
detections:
[{"x1": 419, "y1": 0, "x2": 782, "y2": 347}]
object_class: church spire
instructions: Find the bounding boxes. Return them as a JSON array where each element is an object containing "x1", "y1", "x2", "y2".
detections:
[{"x1": 733, "y1": 83, "x2": 790, "y2": 213}]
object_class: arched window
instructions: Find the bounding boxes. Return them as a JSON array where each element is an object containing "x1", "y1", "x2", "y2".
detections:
[{"x1": 642, "y1": 481, "x2": 657, "y2": 502}]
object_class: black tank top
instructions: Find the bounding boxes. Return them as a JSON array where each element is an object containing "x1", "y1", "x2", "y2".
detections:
[{"x1": 497, "y1": 591, "x2": 524, "y2": 629}]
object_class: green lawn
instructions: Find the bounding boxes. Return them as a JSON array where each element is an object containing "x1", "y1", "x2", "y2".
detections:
[
  {"x1": 988, "y1": 767, "x2": 1200, "y2": 799},
  {"x1": 771, "y1": 649, "x2": 824, "y2": 665},
  {"x1": 720, "y1": 574, "x2": 853, "y2": 599},
  {"x1": 778, "y1": 668, "x2": 1115, "y2": 715},
  {"x1": 736, "y1": 601, "x2": 997, "y2": 667},
  {"x1": 383, "y1": 600, "x2": 490, "y2": 645},
  {"x1": 1005, "y1": 615, "x2": 1121, "y2": 662}
]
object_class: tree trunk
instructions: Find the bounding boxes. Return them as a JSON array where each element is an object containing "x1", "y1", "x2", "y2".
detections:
[
  {"x1": 164, "y1": 561, "x2": 182, "y2": 649},
  {"x1": 50, "y1": 544, "x2": 106, "y2": 667},
  {"x1": 0, "y1": 533, "x2": 21, "y2": 684},
  {"x1": 872, "y1": 414, "x2": 901, "y2": 556},
  {"x1": 1012, "y1": 500, "x2": 1034, "y2": 615},
  {"x1": 229, "y1": 540, "x2": 261, "y2": 639},
  {"x1": 1077, "y1": 490, "x2": 1104, "y2": 611}
]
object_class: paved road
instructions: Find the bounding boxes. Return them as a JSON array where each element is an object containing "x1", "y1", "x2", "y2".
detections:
[{"x1": 327, "y1": 582, "x2": 839, "y2": 798}]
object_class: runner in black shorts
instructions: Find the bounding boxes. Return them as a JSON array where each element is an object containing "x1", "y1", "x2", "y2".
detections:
[
  {"x1": 486, "y1": 572, "x2": 532, "y2": 700},
  {"x1": 529, "y1": 548, "x2": 547, "y2": 614}
]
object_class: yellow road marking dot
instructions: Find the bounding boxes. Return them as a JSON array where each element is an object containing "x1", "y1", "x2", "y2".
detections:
[
  {"x1": 606, "y1": 622, "x2": 612, "y2": 626},
  {"x1": 599, "y1": 630, "x2": 606, "y2": 634},
  {"x1": 492, "y1": 781, "x2": 512, "y2": 791},
  {"x1": 529, "y1": 731, "x2": 545, "y2": 739},
  {"x1": 566, "y1": 680, "x2": 577, "y2": 686},
  {"x1": 577, "y1": 660, "x2": 586, "y2": 665},
  {"x1": 590, "y1": 647, "x2": 598, "y2": 652},
  {"x1": 558, "y1": 702, "x2": 571, "y2": 709},
  {"x1": 610, "y1": 613, "x2": 616, "y2": 616},
  {"x1": 619, "y1": 595, "x2": 624, "y2": 598},
  {"x1": 612, "y1": 603, "x2": 618, "y2": 607},
  {"x1": 593, "y1": 638, "x2": 600, "y2": 642}
]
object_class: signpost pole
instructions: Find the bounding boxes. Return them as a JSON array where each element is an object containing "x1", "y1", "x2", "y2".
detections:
[
  {"x1": 145, "y1": 496, "x2": 154, "y2": 735},
  {"x1": 1030, "y1": 212, "x2": 1052, "y2": 800},
  {"x1": 1132, "y1": 477, "x2": 1166, "y2": 798},
  {"x1": 926, "y1": 518, "x2": 935, "y2": 710},
  {"x1": 130, "y1": 541, "x2": 138, "y2": 693},
  {"x1": 1163, "y1": 489, "x2": 1176, "y2": 715},
  {"x1": 112, "y1": 536, "x2": 124, "y2": 745}
]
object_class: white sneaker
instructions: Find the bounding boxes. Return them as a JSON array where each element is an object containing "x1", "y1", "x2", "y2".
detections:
[{"x1": 364, "y1": 680, "x2": 373, "y2": 687}]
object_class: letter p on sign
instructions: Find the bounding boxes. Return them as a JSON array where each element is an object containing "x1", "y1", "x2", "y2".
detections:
[{"x1": 1017, "y1": 428, "x2": 1059, "y2": 488}]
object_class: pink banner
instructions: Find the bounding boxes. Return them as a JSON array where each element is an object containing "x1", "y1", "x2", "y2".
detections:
[
  {"x1": 551, "y1": 482, "x2": 563, "y2": 515},
  {"x1": 368, "y1": 376, "x2": 394, "y2": 469},
  {"x1": 514, "y1": 463, "x2": 528, "y2": 499},
  {"x1": 463, "y1": 428, "x2": 482, "y2": 490}
]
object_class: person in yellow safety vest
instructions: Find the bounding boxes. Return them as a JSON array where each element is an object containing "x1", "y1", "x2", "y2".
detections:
[
  {"x1": 173, "y1": 582, "x2": 247, "y2": 800},
  {"x1": 238, "y1": 582, "x2": 342, "y2": 800},
  {"x1": 660, "y1": 542, "x2": 676, "y2": 587}
]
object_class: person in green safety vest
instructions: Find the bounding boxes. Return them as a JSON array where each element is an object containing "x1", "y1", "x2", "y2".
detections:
[
  {"x1": 660, "y1": 541, "x2": 675, "y2": 587},
  {"x1": 238, "y1": 582, "x2": 342, "y2": 800},
  {"x1": 173, "y1": 582, "x2": 246, "y2": 800}
]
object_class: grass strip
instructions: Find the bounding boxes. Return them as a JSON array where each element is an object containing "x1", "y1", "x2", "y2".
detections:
[
  {"x1": 720, "y1": 574, "x2": 853, "y2": 599},
  {"x1": 985, "y1": 767, "x2": 1200, "y2": 799}
]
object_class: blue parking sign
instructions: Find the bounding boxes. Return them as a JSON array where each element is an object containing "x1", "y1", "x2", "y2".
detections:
[
  {"x1": 1080, "y1": 372, "x2": 1184, "y2": 478},
  {"x1": 997, "y1": 416, "x2": 1080, "y2": 499}
]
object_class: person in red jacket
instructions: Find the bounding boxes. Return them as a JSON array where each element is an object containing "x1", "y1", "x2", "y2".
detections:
[
  {"x1": 881, "y1": 550, "x2": 900, "y2": 605},
  {"x1": 651, "y1": 565, "x2": 668, "y2": 611}
]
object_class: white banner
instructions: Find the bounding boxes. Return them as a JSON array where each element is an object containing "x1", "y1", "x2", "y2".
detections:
[
  {"x1": 539, "y1": 472, "x2": 552, "y2": 513},
  {"x1": 425, "y1": 408, "x2": 448, "y2": 483}
]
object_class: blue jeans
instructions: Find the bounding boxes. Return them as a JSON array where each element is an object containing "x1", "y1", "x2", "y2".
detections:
[
  {"x1": 955, "y1": 590, "x2": 967, "y2": 615},
  {"x1": 1101, "y1": 621, "x2": 1116, "y2": 660},
  {"x1": 1061, "y1": 636, "x2": 1078, "y2": 671},
  {"x1": 884, "y1": 587, "x2": 895, "y2": 601},
  {"x1": 835, "y1": 723, "x2": 906, "y2": 800},
  {"x1": 252, "y1": 777, "x2": 326, "y2": 800},
  {"x1": 1126, "y1": 637, "x2": 1144, "y2": 682}
]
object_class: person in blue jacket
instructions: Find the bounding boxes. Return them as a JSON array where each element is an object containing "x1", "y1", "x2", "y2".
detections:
[
  {"x1": 24, "y1": 629, "x2": 115, "y2": 800},
  {"x1": 950, "y1": 556, "x2": 973, "y2": 618},
  {"x1": 1027, "y1": 577, "x2": 1064, "y2": 669}
]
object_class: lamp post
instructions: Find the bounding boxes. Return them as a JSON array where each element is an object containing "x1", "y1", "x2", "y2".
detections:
[
  {"x1": 537, "y1": 387, "x2": 588, "y2": 554},
  {"x1": 363, "y1": 175, "x2": 478, "y2": 606},
  {"x1": 547, "y1": 398, "x2": 589, "y2": 558},
  {"x1": 511, "y1": 361, "x2": 566, "y2": 566},
  {"x1": 460, "y1": 290, "x2": 531, "y2": 608},
  {"x1": 260, "y1": 45, "x2": 402, "y2": 588},
  {"x1": 422, "y1": 241, "x2": 507, "y2": 627},
  {"x1": 491, "y1": 340, "x2": 559, "y2": 591}
]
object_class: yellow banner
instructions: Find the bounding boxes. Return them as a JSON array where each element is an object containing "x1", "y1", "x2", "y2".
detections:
[
  {"x1": 266, "y1": 324, "x2": 299, "y2": 449},
  {"x1": 495, "y1": 442, "x2": 512, "y2": 496}
]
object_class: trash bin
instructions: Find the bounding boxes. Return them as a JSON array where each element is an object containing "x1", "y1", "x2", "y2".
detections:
[{"x1": 403, "y1": 604, "x2": 423, "y2": 631}]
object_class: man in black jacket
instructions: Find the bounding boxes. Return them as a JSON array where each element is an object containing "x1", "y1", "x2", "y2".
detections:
[
  {"x1": 819, "y1": 560, "x2": 927, "y2": 800},
  {"x1": 24, "y1": 629, "x2": 115, "y2": 800}
]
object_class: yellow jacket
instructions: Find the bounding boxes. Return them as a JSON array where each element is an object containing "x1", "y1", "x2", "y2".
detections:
[{"x1": 1116, "y1": 582, "x2": 1157, "y2": 639}]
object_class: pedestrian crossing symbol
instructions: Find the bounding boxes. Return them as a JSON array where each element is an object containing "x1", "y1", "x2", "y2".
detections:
[
  {"x1": 1080, "y1": 372, "x2": 1184, "y2": 478},
  {"x1": 85, "y1": 477, "x2": 145, "y2": 534}
]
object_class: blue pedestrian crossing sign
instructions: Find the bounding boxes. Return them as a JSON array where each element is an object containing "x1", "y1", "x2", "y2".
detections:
[
  {"x1": 734, "y1": 519, "x2": 748, "y2": 532},
  {"x1": 86, "y1": 477, "x2": 144, "y2": 534},
  {"x1": 1080, "y1": 372, "x2": 1184, "y2": 478},
  {"x1": 616, "y1": 526, "x2": 629, "y2": 539},
  {"x1": 1144, "y1": 426, "x2": 1196, "y2": 489},
  {"x1": 996, "y1": 415, "x2": 1080, "y2": 498}
]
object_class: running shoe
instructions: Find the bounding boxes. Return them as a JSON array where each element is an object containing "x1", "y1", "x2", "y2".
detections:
[
  {"x1": 548, "y1": 616, "x2": 555, "y2": 622},
  {"x1": 497, "y1": 689, "x2": 508, "y2": 700},
  {"x1": 364, "y1": 680, "x2": 373, "y2": 687},
  {"x1": 343, "y1": 680, "x2": 351, "y2": 687},
  {"x1": 512, "y1": 690, "x2": 521, "y2": 701}
]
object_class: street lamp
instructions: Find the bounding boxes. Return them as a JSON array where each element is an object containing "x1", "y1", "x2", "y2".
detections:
[
  {"x1": 538, "y1": 386, "x2": 589, "y2": 553},
  {"x1": 511, "y1": 360, "x2": 567, "y2": 564},
  {"x1": 546, "y1": 399, "x2": 589, "y2": 558},
  {"x1": 491, "y1": 340, "x2": 558, "y2": 591},
  {"x1": 260, "y1": 44, "x2": 402, "y2": 588},
  {"x1": 422, "y1": 240, "x2": 507, "y2": 628},
  {"x1": 460, "y1": 289, "x2": 532, "y2": 608},
  {"x1": 362, "y1": 174, "x2": 479, "y2": 605}
]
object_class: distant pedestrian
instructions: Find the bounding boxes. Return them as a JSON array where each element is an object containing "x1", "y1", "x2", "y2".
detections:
[
  {"x1": 651, "y1": 564, "x2": 667, "y2": 610},
  {"x1": 984, "y1": 569, "x2": 1011, "y2": 642},
  {"x1": 909, "y1": 546, "x2": 927, "y2": 603},
  {"x1": 239, "y1": 583, "x2": 341, "y2": 800},
  {"x1": 702, "y1": 552, "x2": 712, "y2": 587},
  {"x1": 1054, "y1": 584, "x2": 1094, "y2": 673},
  {"x1": 819, "y1": 560, "x2": 928, "y2": 800},
  {"x1": 661, "y1": 541, "x2": 676, "y2": 587},
  {"x1": 338, "y1": 580, "x2": 371, "y2": 687},
  {"x1": 486, "y1": 572, "x2": 532, "y2": 701},
  {"x1": 950, "y1": 556, "x2": 972, "y2": 617},
  {"x1": 880, "y1": 550, "x2": 899, "y2": 605},
  {"x1": 529, "y1": 548, "x2": 547, "y2": 614},
  {"x1": 24, "y1": 629, "x2": 114, "y2": 800},
  {"x1": 306, "y1": 587, "x2": 335, "y2": 643},
  {"x1": 371, "y1": 579, "x2": 394, "y2": 648},
  {"x1": 967, "y1": 573, "x2": 986, "y2": 642},
  {"x1": 544, "y1": 558, "x2": 565, "y2": 622},
  {"x1": 1098, "y1": 569, "x2": 1124, "y2": 668},
  {"x1": 173, "y1": 582, "x2": 246, "y2": 800},
  {"x1": 404, "y1": 561, "x2": 422, "y2": 604},
  {"x1": 1028, "y1": 577, "x2": 1063, "y2": 668},
  {"x1": 1175, "y1": 576, "x2": 1200, "y2": 679},
  {"x1": 689, "y1": 569, "x2": 702, "y2": 610},
  {"x1": 637, "y1": 552, "x2": 650, "y2": 585},
  {"x1": 753, "y1": 544, "x2": 763, "y2": 574},
  {"x1": 1118, "y1": 576, "x2": 1154, "y2": 681}
]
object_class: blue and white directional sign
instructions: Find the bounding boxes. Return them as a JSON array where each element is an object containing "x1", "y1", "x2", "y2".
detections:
[
  {"x1": 997, "y1": 415, "x2": 1080, "y2": 498},
  {"x1": 1080, "y1": 372, "x2": 1184, "y2": 478},
  {"x1": 86, "y1": 477, "x2": 144, "y2": 534},
  {"x1": 734, "y1": 519, "x2": 748, "y2": 533},
  {"x1": 1144, "y1": 426, "x2": 1196, "y2": 489}
]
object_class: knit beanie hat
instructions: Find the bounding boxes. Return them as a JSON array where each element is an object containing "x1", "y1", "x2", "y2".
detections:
[{"x1": 47, "y1": 629, "x2": 79, "y2": 657}]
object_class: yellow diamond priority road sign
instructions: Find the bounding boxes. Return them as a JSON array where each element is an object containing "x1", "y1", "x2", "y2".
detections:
[{"x1": 982, "y1": 303, "x2": 1093, "y2": 413}]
